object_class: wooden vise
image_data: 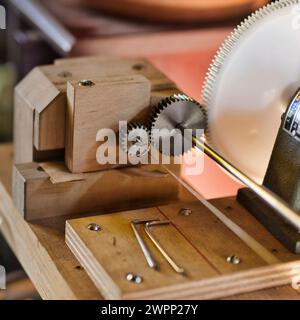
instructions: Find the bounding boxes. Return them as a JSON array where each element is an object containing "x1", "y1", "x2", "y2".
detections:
[{"x1": 12, "y1": 56, "x2": 185, "y2": 221}]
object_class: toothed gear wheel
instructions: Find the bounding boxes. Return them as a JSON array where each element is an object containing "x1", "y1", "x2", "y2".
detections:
[
  {"x1": 120, "y1": 122, "x2": 150, "y2": 158},
  {"x1": 150, "y1": 94, "x2": 207, "y2": 156}
]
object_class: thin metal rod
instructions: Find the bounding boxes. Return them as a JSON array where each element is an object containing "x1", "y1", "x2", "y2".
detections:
[
  {"x1": 11, "y1": 0, "x2": 75, "y2": 55},
  {"x1": 145, "y1": 221, "x2": 185, "y2": 274},
  {"x1": 192, "y1": 135, "x2": 300, "y2": 231},
  {"x1": 131, "y1": 220, "x2": 158, "y2": 269}
]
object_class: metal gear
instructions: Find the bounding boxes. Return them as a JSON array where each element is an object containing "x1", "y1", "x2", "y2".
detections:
[
  {"x1": 150, "y1": 94, "x2": 207, "y2": 156},
  {"x1": 119, "y1": 122, "x2": 150, "y2": 158}
]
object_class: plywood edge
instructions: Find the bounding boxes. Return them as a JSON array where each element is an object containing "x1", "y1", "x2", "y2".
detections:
[
  {"x1": 66, "y1": 221, "x2": 122, "y2": 299},
  {"x1": 124, "y1": 261, "x2": 300, "y2": 300}
]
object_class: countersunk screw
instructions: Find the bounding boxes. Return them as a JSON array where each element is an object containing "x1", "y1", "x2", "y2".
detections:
[
  {"x1": 179, "y1": 208, "x2": 192, "y2": 216},
  {"x1": 226, "y1": 255, "x2": 241, "y2": 265},
  {"x1": 126, "y1": 273, "x2": 143, "y2": 284},
  {"x1": 87, "y1": 223, "x2": 102, "y2": 232},
  {"x1": 78, "y1": 79, "x2": 95, "y2": 87}
]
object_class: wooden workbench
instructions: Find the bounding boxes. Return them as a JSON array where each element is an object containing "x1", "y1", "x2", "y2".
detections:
[{"x1": 0, "y1": 144, "x2": 299, "y2": 300}]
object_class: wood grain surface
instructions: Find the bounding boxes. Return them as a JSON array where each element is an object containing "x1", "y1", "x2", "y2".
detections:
[{"x1": 65, "y1": 75, "x2": 151, "y2": 173}]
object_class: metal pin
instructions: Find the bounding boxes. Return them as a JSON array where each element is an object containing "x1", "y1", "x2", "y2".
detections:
[
  {"x1": 144, "y1": 221, "x2": 185, "y2": 274},
  {"x1": 131, "y1": 219, "x2": 159, "y2": 270}
]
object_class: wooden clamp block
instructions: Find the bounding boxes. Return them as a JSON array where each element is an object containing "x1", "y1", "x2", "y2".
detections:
[
  {"x1": 14, "y1": 57, "x2": 176, "y2": 164},
  {"x1": 14, "y1": 67, "x2": 66, "y2": 163},
  {"x1": 12, "y1": 162, "x2": 180, "y2": 221},
  {"x1": 65, "y1": 75, "x2": 151, "y2": 173}
]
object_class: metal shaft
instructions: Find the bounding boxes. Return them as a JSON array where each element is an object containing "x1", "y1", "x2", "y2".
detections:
[{"x1": 192, "y1": 135, "x2": 300, "y2": 231}]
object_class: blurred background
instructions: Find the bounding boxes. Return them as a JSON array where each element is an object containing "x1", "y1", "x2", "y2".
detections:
[{"x1": 0, "y1": 0, "x2": 270, "y2": 300}]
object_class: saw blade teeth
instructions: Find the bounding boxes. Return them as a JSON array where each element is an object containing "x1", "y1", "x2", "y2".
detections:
[{"x1": 202, "y1": 0, "x2": 300, "y2": 111}]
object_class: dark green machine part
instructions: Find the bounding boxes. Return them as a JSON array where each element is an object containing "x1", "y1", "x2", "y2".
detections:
[
  {"x1": 264, "y1": 89, "x2": 300, "y2": 210},
  {"x1": 237, "y1": 89, "x2": 300, "y2": 253}
]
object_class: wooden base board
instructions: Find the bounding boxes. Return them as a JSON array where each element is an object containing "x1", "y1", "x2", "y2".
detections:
[
  {"x1": 2, "y1": 144, "x2": 299, "y2": 300},
  {"x1": 66, "y1": 201, "x2": 300, "y2": 300}
]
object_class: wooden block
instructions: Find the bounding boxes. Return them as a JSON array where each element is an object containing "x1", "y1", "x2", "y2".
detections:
[
  {"x1": 12, "y1": 162, "x2": 180, "y2": 221},
  {"x1": 66, "y1": 201, "x2": 300, "y2": 300},
  {"x1": 65, "y1": 75, "x2": 151, "y2": 173},
  {"x1": 12, "y1": 66, "x2": 63, "y2": 162},
  {"x1": 34, "y1": 94, "x2": 66, "y2": 151},
  {"x1": 14, "y1": 67, "x2": 65, "y2": 163},
  {"x1": 14, "y1": 57, "x2": 176, "y2": 163}
]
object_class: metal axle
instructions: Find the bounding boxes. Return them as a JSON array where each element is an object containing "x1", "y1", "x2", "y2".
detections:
[{"x1": 190, "y1": 134, "x2": 300, "y2": 231}]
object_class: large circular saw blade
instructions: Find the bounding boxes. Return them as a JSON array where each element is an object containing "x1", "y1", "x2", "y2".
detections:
[{"x1": 202, "y1": 0, "x2": 300, "y2": 184}]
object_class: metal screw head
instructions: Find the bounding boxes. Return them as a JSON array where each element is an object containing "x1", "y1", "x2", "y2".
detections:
[
  {"x1": 179, "y1": 208, "x2": 192, "y2": 216},
  {"x1": 78, "y1": 79, "x2": 95, "y2": 87},
  {"x1": 126, "y1": 273, "x2": 143, "y2": 284},
  {"x1": 226, "y1": 255, "x2": 241, "y2": 265},
  {"x1": 87, "y1": 223, "x2": 102, "y2": 232}
]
